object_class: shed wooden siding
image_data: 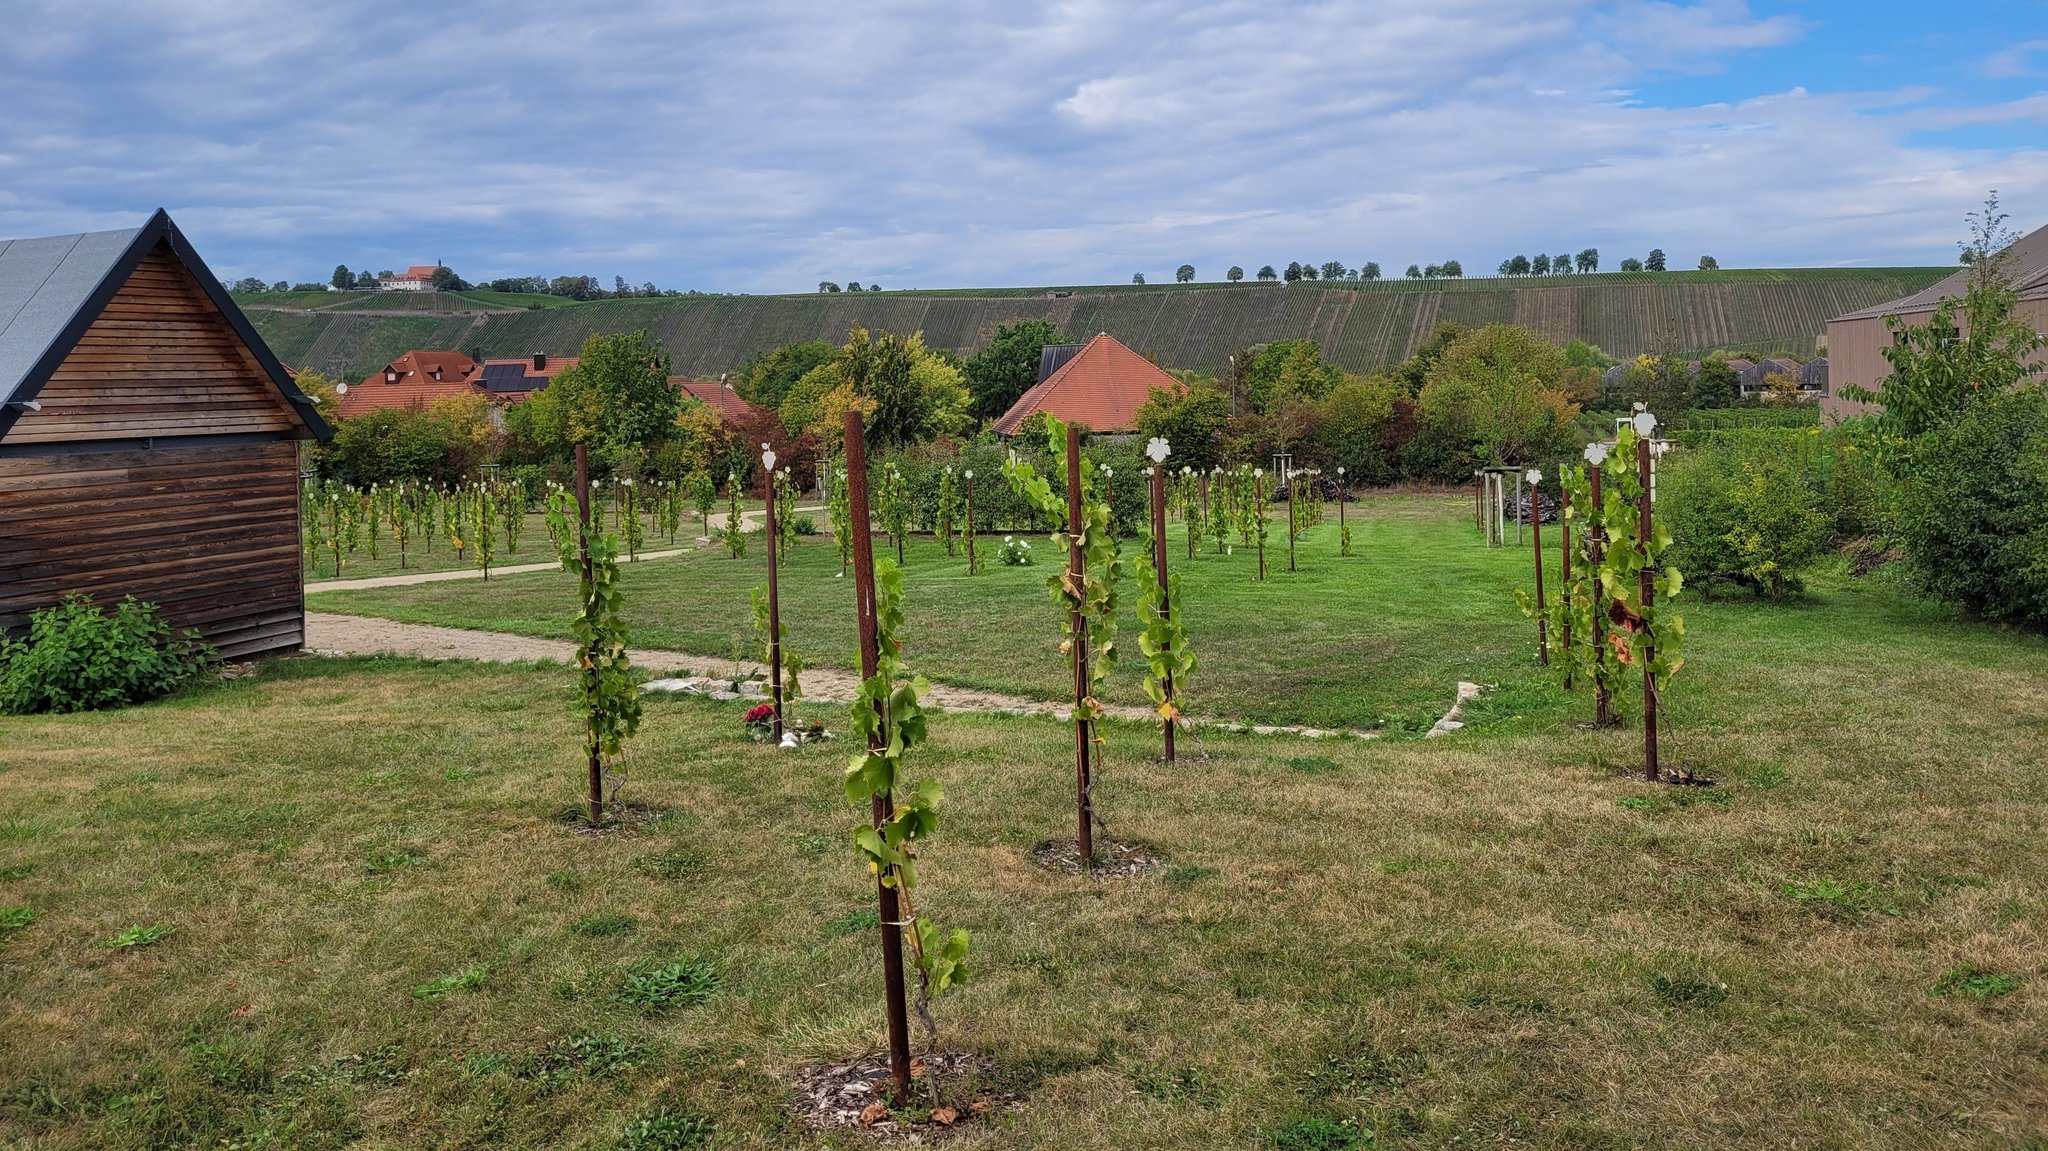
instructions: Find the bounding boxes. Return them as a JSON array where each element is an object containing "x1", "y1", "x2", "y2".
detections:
[
  {"x1": 2, "y1": 242, "x2": 298, "y2": 446},
  {"x1": 0, "y1": 440, "x2": 304, "y2": 659}
]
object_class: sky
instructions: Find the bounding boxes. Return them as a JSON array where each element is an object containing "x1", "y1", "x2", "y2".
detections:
[{"x1": 2, "y1": 0, "x2": 2044, "y2": 293}]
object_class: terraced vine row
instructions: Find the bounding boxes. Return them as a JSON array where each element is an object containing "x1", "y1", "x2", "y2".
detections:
[{"x1": 248, "y1": 268, "x2": 1951, "y2": 383}]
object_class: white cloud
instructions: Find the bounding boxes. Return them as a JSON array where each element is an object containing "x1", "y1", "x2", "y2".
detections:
[
  {"x1": 0, "y1": 0, "x2": 2038, "y2": 290},
  {"x1": 1984, "y1": 39, "x2": 2048, "y2": 78}
]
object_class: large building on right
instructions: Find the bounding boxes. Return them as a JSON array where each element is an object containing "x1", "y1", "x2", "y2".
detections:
[{"x1": 1822, "y1": 223, "x2": 2048, "y2": 422}]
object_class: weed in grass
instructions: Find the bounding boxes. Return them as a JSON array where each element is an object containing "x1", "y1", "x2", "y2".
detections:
[
  {"x1": 1783, "y1": 878, "x2": 1898, "y2": 921},
  {"x1": 281, "y1": 1044, "x2": 411, "y2": 1088},
  {"x1": 824, "y1": 908, "x2": 879, "y2": 936},
  {"x1": 1740, "y1": 763, "x2": 1788, "y2": 789},
  {"x1": 632, "y1": 849, "x2": 705, "y2": 881},
  {"x1": 615, "y1": 1108, "x2": 714, "y2": 1150},
  {"x1": 519, "y1": 1033, "x2": 647, "y2": 1083},
  {"x1": 1164, "y1": 864, "x2": 1217, "y2": 887},
  {"x1": 412, "y1": 965, "x2": 488, "y2": 1001},
  {"x1": 1379, "y1": 859, "x2": 1421, "y2": 875},
  {"x1": 1650, "y1": 968, "x2": 1730, "y2": 1011},
  {"x1": 793, "y1": 832, "x2": 833, "y2": 855},
  {"x1": 1286, "y1": 755, "x2": 1343, "y2": 774},
  {"x1": 442, "y1": 767, "x2": 481, "y2": 782},
  {"x1": 187, "y1": 1039, "x2": 270, "y2": 1093},
  {"x1": 107, "y1": 924, "x2": 173, "y2": 948},
  {"x1": 570, "y1": 913, "x2": 637, "y2": 937},
  {"x1": 1931, "y1": 966, "x2": 2022, "y2": 1000},
  {"x1": 613, "y1": 956, "x2": 724, "y2": 1009},
  {"x1": 462, "y1": 1052, "x2": 508, "y2": 1077},
  {"x1": 0, "y1": 862, "x2": 31, "y2": 881},
  {"x1": 1618, "y1": 796, "x2": 1657, "y2": 812},
  {"x1": 1130, "y1": 1063, "x2": 1219, "y2": 1107},
  {"x1": 546, "y1": 869, "x2": 582, "y2": 891},
  {"x1": 1303, "y1": 1046, "x2": 1414, "y2": 1102},
  {"x1": 1271, "y1": 1115, "x2": 1374, "y2": 1150},
  {"x1": 0, "y1": 905, "x2": 35, "y2": 934},
  {"x1": 364, "y1": 850, "x2": 424, "y2": 875}
]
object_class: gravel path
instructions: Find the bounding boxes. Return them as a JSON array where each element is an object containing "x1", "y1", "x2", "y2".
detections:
[
  {"x1": 305, "y1": 505, "x2": 821, "y2": 592},
  {"x1": 302, "y1": 612, "x2": 1380, "y2": 738}
]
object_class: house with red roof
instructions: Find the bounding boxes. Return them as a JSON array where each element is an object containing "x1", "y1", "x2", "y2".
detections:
[
  {"x1": 378, "y1": 264, "x2": 444, "y2": 292},
  {"x1": 336, "y1": 350, "x2": 485, "y2": 418},
  {"x1": 991, "y1": 332, "x2": 1179, "y2": 436},
  {"x1": 479, "y1": 352, "x2": 578, "y2": 403},
  {"x1": 672, "y1": 376, "x2": 765, "y2": 425}
]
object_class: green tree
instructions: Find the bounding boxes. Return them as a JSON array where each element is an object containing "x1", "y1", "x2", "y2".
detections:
[
  {"x1": 964, "y1": 319, "x2": 1065, "y2": 422},
  {"x1": 1508, "y1": 255, "x2": 1531, "y2": 276},
  {"x1": 1405, "y1": 264, "x2": 1423, "y2": 279},
  {"x1": 1576, "y1": 248, "x2": 1599, "y2": 273},
  {"x1": 1645, "y1": 249, "x2": 1667, "y2": 272},
  {"x1": 1132, "y1": 273, "x2": 1146, "y2": 284},
  {"x1": 1227, "y1": 266, "x2": 1245, "y2": 282},
  {"x1": 1313, "y1": 375, "x2": 1402, "y2": 484},
  {"x1": 1393, "y1": 322, "x2": 1470, "y2": 393},
  {"x1": 542, "y1": 330, "x2": 681, "y2": 472},
  {"x1": 804, "y1": 327, "x2": 968, "y2": 449},
  {"x1": 736, "y1": 340, "x2": 836, "y2": 410},
  {"x1": 1284, "y1": 262, "x2": 1303, "y2": 282},
  {"x1": 330, "y1": 264, "x2": 352, "y2": 290},
  {"x1": 1246, "y1": 339, "x2": 1338, "y2": 412},
  {"x1": 430, "y1": 266, "x2": 465, "y2": 291},
  {"x1": 1257, "y1": 265, "x2": 1278, "y2": 281},
  {"x1": 1417, "y1": 324, "x2": 1580, "y2": 467},
  {"x1": 1618, "y1": 353, "x2": 1695, "y2": 414},
  {"x1": 1553, "y1": 253, "x2": 1572, "y2": 274},
  {"x1": 1620, "y1": 257, "x2": 1644, "y2": 272},
  {"x1": 1441, "y1": 260, "x2": 1463, "y2": 277},
  {"x1": 1176, "y1": 264, "x2": 1196, "y2": 283},
  {"x1": 1360, "y1": 261, "x2": 1381, "y2": 281},
  {"x1": 1694, "y1": 357, "x2": 1740, "y2": 408},
  {"x1": 1661, "y1": 441, "x2": 1828, "y2": 601},
  {"x1": 1319, "y1": 261, "x2": 1346, "y2": 280},
  {"x1": 1698, "y1": 255, "x2": 1719, "y2": 270},
  {"x1": 1134, "y1": 384, "x2": 1229, "y2": 471},
  {"x1": 1532, "y1": 254, "x2": 1551, "y2": 275}
]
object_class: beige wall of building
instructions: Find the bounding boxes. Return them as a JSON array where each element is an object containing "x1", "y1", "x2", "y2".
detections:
[{"x1": 1822, "y1": 297, "x2": 2048, "y2": 423}]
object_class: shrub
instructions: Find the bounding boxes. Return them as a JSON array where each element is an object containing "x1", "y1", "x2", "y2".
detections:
[
  {"x1": 1659, "y1": 441, "x2": 1828, "y2": 600},
  {"x1": 999, "y1": 535, "x2": 1034, "y2": 566},
  {"x1": 0, "y1": 595, "x2": 215, "y2": 715},
  {"x1": 1892, "y1": 387, "x2": 2048, "y2": 628}
]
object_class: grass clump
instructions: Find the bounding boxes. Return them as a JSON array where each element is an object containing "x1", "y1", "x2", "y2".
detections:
[
  {"x1": 412, "y1": 965, "x2": 488, "y2": 1001},
  {"x1": 613, "y1": 956, "x2": 724, "y2": 1010},
  {"x1": 614, "y1": 1108, "x2": 714, "y2": 1150},
  {"x1": 107, "y1": 923, "x2": 173, "y2": 948},
  {"x1": 1931, "y1": 965, "x2": 2022, "y2": 1000},
  {"x1": 1271, "y1": 1115, "x2": 1374, "y2": 1149},
  {"x1": 632, "y1": 849, "x2": 705, "y2": 881},
  {"x1": 1782, "y1": 878, "x2": 1897, "y2": 921},
  {"x1": 0, "y1": 906, "x2": 35, "y2": 934}
]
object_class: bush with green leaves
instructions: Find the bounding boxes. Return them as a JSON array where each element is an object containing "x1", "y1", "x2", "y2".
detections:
[
  {"x1": 1892, "y1": 386, "x2": 2048, "y2": 627},
  {"x1": 0, "y1": 595, "x2": 215, "y2": 715},
  {"x1": 1659, "y1": 438, "x2": 1828, "y2": 601}
]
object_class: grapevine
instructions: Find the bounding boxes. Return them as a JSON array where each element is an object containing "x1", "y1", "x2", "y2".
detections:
[
  {"x1": 723, "y1": 473, "x2": 747, "y2": 558},
  {"x1": 547, "y1": 480, "x2": 643, "y2": 824}
]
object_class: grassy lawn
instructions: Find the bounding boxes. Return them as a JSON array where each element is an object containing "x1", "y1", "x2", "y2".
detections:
[
  {"x1": 1, "y1": 636, "x2": 2043, "y2": 1149},
  {"x1": 302, "y1": 509, "x2": 716, "y2": 583},
  {"x1": 310, "y1": 493, "x2": 2042, "y2": 738}
]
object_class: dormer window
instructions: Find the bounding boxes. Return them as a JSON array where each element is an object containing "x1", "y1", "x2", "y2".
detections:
[{"x1": 385, "y1": 370, "x2": 398, "y2": 383}]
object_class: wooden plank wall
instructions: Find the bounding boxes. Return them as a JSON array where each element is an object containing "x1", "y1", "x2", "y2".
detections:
[
  {"x1": 4, "y1": 242, "x2": 298, "y2": 446},
  {"x1": 0, "y1": 440, "x2": 304, "y2": 659}
]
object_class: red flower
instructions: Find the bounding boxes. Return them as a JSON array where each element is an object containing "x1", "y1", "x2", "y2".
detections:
[{"x1": 744, "y1": 703, "x2": 775, "y2": 724}]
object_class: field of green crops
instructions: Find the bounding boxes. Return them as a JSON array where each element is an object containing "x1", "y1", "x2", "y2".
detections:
[{"x1": 241, "y1": 267, "x2": 1951, "y2": 383}]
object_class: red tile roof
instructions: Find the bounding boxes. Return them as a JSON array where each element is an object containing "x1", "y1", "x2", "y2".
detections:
[
  {"x1": 672, "y1": 377, "x2": 764, "y2": 425},
  {"x1": 991, "y1": 332, "x2": 1179, "y2": 436},
  {"x1": 337, "y1": 350, "x2": 484, "y2": 418}
]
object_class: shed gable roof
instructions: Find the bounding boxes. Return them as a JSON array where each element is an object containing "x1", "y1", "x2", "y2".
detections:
[
  {"x1": 991, "y1": 333, "x2": 1178, "y2": 436},
  {"x1": 0, "y1": 209, "x2": 329, "y2": 442}
]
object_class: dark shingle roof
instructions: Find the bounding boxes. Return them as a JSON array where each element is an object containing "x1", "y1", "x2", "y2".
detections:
[{"x1": 0, "y1": 225, "x2": 143, "y2": 409}]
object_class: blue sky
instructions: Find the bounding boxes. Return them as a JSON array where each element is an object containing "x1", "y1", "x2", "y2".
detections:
[{"x1": 2, "y1": 1, "x2": 2043, "y2": 292}]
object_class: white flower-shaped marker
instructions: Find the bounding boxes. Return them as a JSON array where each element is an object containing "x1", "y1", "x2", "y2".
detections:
[{"x1": 1145, "y1": 436, "x2": 1170, "y2": 463}]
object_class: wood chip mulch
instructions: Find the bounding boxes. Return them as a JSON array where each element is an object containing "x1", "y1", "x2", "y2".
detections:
[
  {"x1": 1029, "y1": 837, "x2": 1164, "y2": 879},
  {"x1": 554, "y1": 801, "x2": 669, "y2": 838},
  {"x1": 1617, "y1": 764, "x2": 1718, "y2": 788},
  {"x1": 789, "y1": 1051, "x2": 1009, "y2": 1139}
]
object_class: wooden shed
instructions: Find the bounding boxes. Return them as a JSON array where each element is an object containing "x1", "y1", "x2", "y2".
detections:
[{"x1": 0, "y1": 210, "x2": 329, "y2": 658}]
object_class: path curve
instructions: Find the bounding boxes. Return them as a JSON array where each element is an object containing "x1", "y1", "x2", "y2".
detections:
[{"x1": 302, "y1": 613, "x2": 1374, "y2": 739}]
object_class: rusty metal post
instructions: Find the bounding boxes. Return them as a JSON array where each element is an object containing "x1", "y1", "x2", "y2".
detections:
[
  {"x1": 843, "y1": 410, "x2": 913, "y2": 1107},
  {"x1": 574, "y1": 445, "x2": 602, "y2": 826},
  {"x1": 1588, "y1": 463, "x2": 1611, "y2": 727},
  {"x1": 1150, "y1": 463, "x2": 1175, "y2": 765},
  {"x1": 765, "y1": 471, "x2": 784, "y2": 744},
  {"x1": 1531, "y1": 483, "x2": 1548, "y2": 666},
  {"x1": 1638, "y1": 434, "x2": 1660, "y2": 782},
  {"x1": 1066, "y1": 424, "x2": 1094, "y2": 864},
  {"x1": 1559, "y1": 513, "x2": 1574, "y2": 691}
]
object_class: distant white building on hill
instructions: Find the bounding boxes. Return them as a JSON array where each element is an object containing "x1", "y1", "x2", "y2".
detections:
[{"x1": 378, "y1": 265, "x2": 443, "y2": 292}]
